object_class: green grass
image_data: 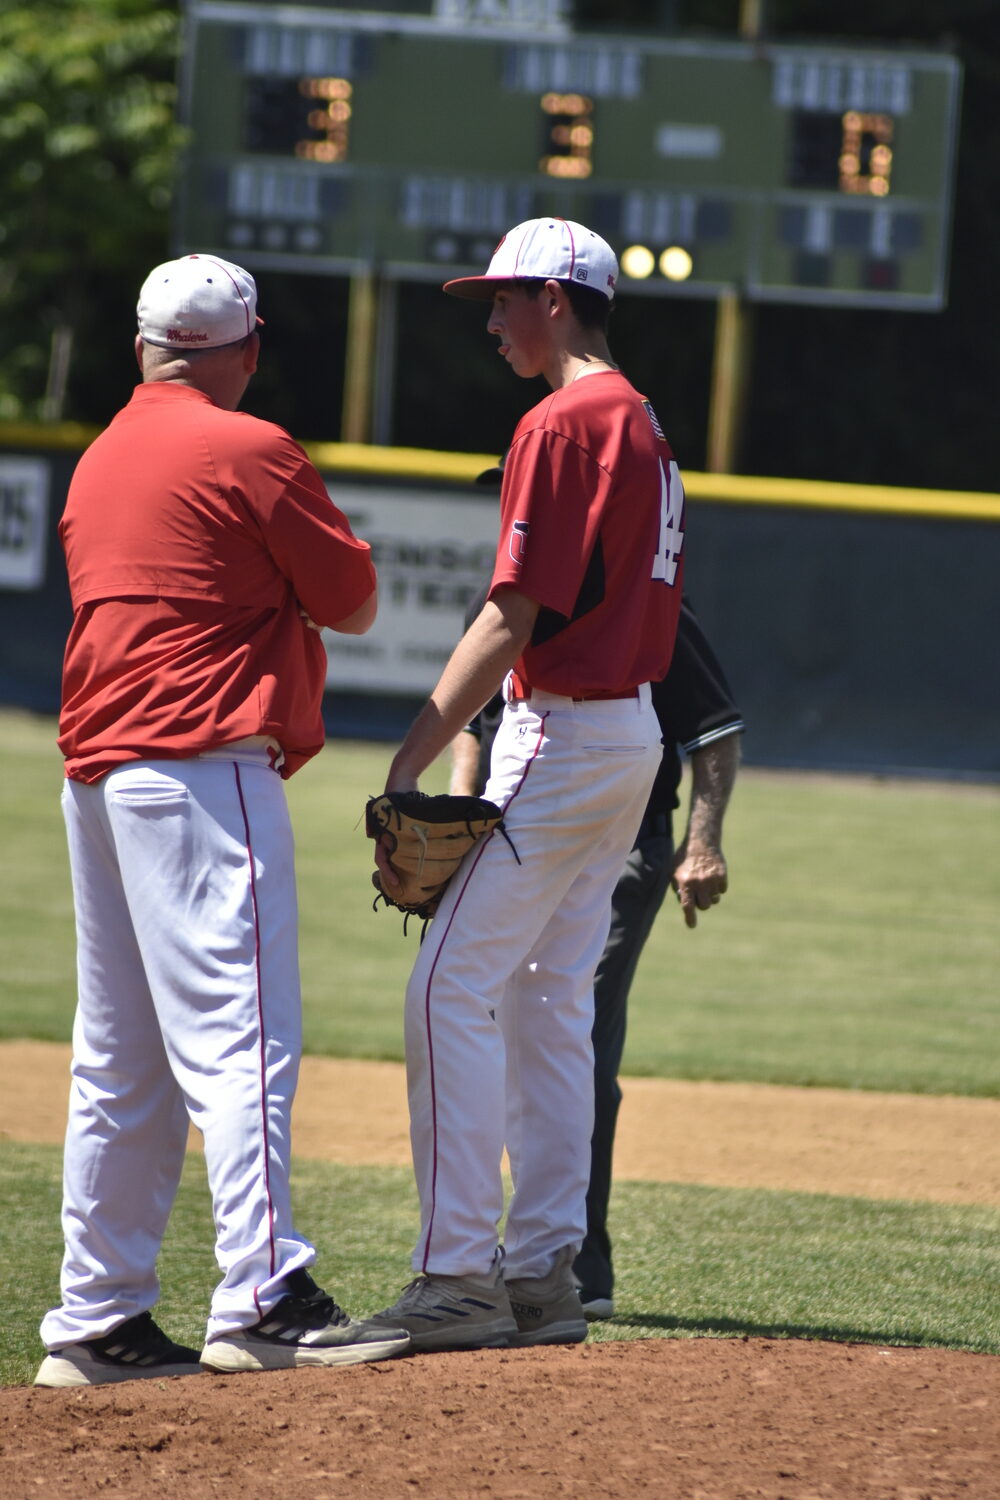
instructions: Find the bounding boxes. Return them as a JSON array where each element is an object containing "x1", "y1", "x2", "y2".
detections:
[
  {"x1": 4, "y1": 1142, "x2": 998, "y2": 1388},
  {"x1": 623, "y1": 769, "x2": 1000, "y2": 1095},
  {"x1": 2, "y1": 707, "x2": 998, "y2": 1386},
  {"x1": 4, "y1": 709, "x2": 997, "y2": 1096}
]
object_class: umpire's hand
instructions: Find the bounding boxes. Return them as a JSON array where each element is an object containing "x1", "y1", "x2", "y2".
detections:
[{"x1": 671, "y1": 840, "x2": 728, "y2": 929}]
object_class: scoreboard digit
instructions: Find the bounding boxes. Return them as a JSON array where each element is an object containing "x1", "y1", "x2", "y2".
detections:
[{"x1": 176, "y1": 2, "x2": 961, "y2": 309}]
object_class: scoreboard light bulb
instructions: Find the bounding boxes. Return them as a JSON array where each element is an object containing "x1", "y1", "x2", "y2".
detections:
[
  {"x1": 659, "y1": 246, "x2": 693, "y2": 281},
  {"x1": 297, "y1": 140, "x2": 345, "y2": 162},
  {"x1": 541, "y1": 91, "x2": 591, "y2": 115},
  {"x1": 620, "y1": 244, "x2": 655, "y2": 280},
  {"x1": 300, "y1": 77, "x2": 352, "y2": 101},
  {"x1": 540, "y1": 155, "x2": 591, "y2": 178}
]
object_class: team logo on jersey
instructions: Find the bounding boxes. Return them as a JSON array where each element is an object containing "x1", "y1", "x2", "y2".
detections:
[
  {"x1": 509, "y1": 520, "x2": 530, "y2": 564},
  {"x1": 642, "y1": 400, "x2": 666, "y2": 443}
]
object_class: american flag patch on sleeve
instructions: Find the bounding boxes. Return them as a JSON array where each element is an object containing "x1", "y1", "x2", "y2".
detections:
[{"x1": 642, "y1": 400, "x2": 666, "y2": 442}]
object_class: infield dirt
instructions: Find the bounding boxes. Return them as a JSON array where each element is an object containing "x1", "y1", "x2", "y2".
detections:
[{"x1": 2, "y1": 1041, "x2": 998, "y2": 1498}]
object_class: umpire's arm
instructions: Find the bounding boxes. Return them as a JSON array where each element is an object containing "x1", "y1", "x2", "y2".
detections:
[{"x1": 672, "y1": 732, "x2": 741, "y2": 928}]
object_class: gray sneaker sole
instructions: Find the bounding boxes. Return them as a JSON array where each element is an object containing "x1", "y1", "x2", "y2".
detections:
[
  {"x1": 508, "y1": 1318, "x2": 588, "y2": 1348},
  {"x1": 35, "y1": 1350, "x2": 203, "y2": 1387},
  {"x1": 200, "y1": 1332, "x2": 410, "y2": 1372},
  {"x1": 400, "y1": 1315, "x2": 517, "y2": 1353}
]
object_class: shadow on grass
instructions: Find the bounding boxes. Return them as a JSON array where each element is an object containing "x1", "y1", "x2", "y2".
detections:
[{"x1": 607, "y1": 1311, "x2": 979, "y2": 1352}]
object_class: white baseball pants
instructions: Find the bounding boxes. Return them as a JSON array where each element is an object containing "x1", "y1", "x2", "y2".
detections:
[
  {"x1": 404, "y1": 686, "x2": 661, "y2": 1281},
  {"x1": 41, "y1": 750, "x2": 315, "y2": 1350}
]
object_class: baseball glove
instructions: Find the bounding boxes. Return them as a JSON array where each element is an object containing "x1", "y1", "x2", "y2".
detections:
[{"x1": 365, "y1": 790, "x2": 504, "y2": 924}]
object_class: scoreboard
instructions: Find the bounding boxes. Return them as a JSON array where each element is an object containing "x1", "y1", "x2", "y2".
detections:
[{"x1": 176, "y1": 1, "x2": 962, "y2": 309}]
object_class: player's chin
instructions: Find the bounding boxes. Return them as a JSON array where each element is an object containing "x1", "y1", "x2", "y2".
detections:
[{"x1": 506, "y1": 354, "x2": 539, "y2": 380}]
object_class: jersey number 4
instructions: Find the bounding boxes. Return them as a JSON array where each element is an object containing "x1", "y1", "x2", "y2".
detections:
[{"x1": 652, "y1": 459, "x2": 685, "y2": 586}]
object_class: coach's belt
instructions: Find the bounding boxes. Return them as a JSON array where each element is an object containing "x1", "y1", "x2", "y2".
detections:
[{"x1": 505, "y1": 670, "x2": 640, "y2": 705}]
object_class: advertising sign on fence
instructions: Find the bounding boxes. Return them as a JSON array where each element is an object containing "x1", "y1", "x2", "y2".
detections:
[
  {"x1": 324, "y1": 484, "x2": 499, "y2": 693},
  {"x1": 0, "y1": 458, "x2": 50, "y2": 591}
]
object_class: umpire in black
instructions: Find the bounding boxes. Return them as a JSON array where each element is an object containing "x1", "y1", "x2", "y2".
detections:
[{"x1": 451, "y1": 513, "x2": 743, "y2": 1315}]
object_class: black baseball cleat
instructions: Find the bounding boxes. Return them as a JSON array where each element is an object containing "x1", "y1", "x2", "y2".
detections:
[
  {"x1": 199, "y1": 1268, "x2": 411, "y2": 1372},
  {"x1": 34, "y1": 1311, "x2": 203, "y2": 1387}
]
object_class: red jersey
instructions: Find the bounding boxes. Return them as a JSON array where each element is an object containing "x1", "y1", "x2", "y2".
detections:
[
  {"x1": 489, "y1": 371, "x2": 684, "y2": 697},
  {"x1": 58, "y1": 382, "x2": 375, "y2": 781}
]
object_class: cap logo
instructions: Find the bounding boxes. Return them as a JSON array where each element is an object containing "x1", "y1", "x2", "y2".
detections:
[
  {"x1": 166, "y1": 328, "x2": 210, "y2": 343},
  {"x1": 575, "y1": 268, "x2": 589, "y2": 282}
]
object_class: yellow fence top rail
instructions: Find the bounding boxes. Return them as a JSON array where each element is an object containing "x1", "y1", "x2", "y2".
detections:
[{"x1": 2, "y1": 422, "x2": 998, "y2": 523}]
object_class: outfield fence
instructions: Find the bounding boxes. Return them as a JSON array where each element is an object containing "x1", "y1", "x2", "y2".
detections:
[{"x1": 2, "y1": 422, "x2": 998, "y2": 779}]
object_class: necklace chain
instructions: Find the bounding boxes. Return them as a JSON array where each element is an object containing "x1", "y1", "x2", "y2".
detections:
[{"x1": 570, "y1": 359, "x2": 618, "y2": 383}]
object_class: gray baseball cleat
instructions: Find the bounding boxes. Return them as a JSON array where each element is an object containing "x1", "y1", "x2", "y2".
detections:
[
  {"x1": 506, "y1": 1246, "x2": 589, "y2": 1346},
  {"x1": 367, "y1": 1259, "x2": 517, "y2": 1352}
]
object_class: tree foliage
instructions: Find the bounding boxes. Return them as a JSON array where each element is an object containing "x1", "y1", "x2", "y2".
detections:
[
  {"x1": 0, "y1": 0, "x2": 182, "y2": 419},
  {"x1": 0, "y1": 0, "x2": 996, "y2": 491}
]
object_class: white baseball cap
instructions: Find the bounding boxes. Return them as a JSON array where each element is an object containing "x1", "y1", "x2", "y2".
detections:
[
  {"x1": 444, "y1": 218, "x2": 618, "y2": 303},
  {"x1": 137, "y1": 254, "x2": 262, "y2": 350}
]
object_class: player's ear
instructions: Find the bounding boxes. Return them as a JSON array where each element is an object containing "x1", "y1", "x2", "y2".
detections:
[
  {"x1": 543, "y1": 279, "x2": 564, "y2": 316},
  {"x1": 242, "y1": 330, "x2": 260, "y2": 374}
]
